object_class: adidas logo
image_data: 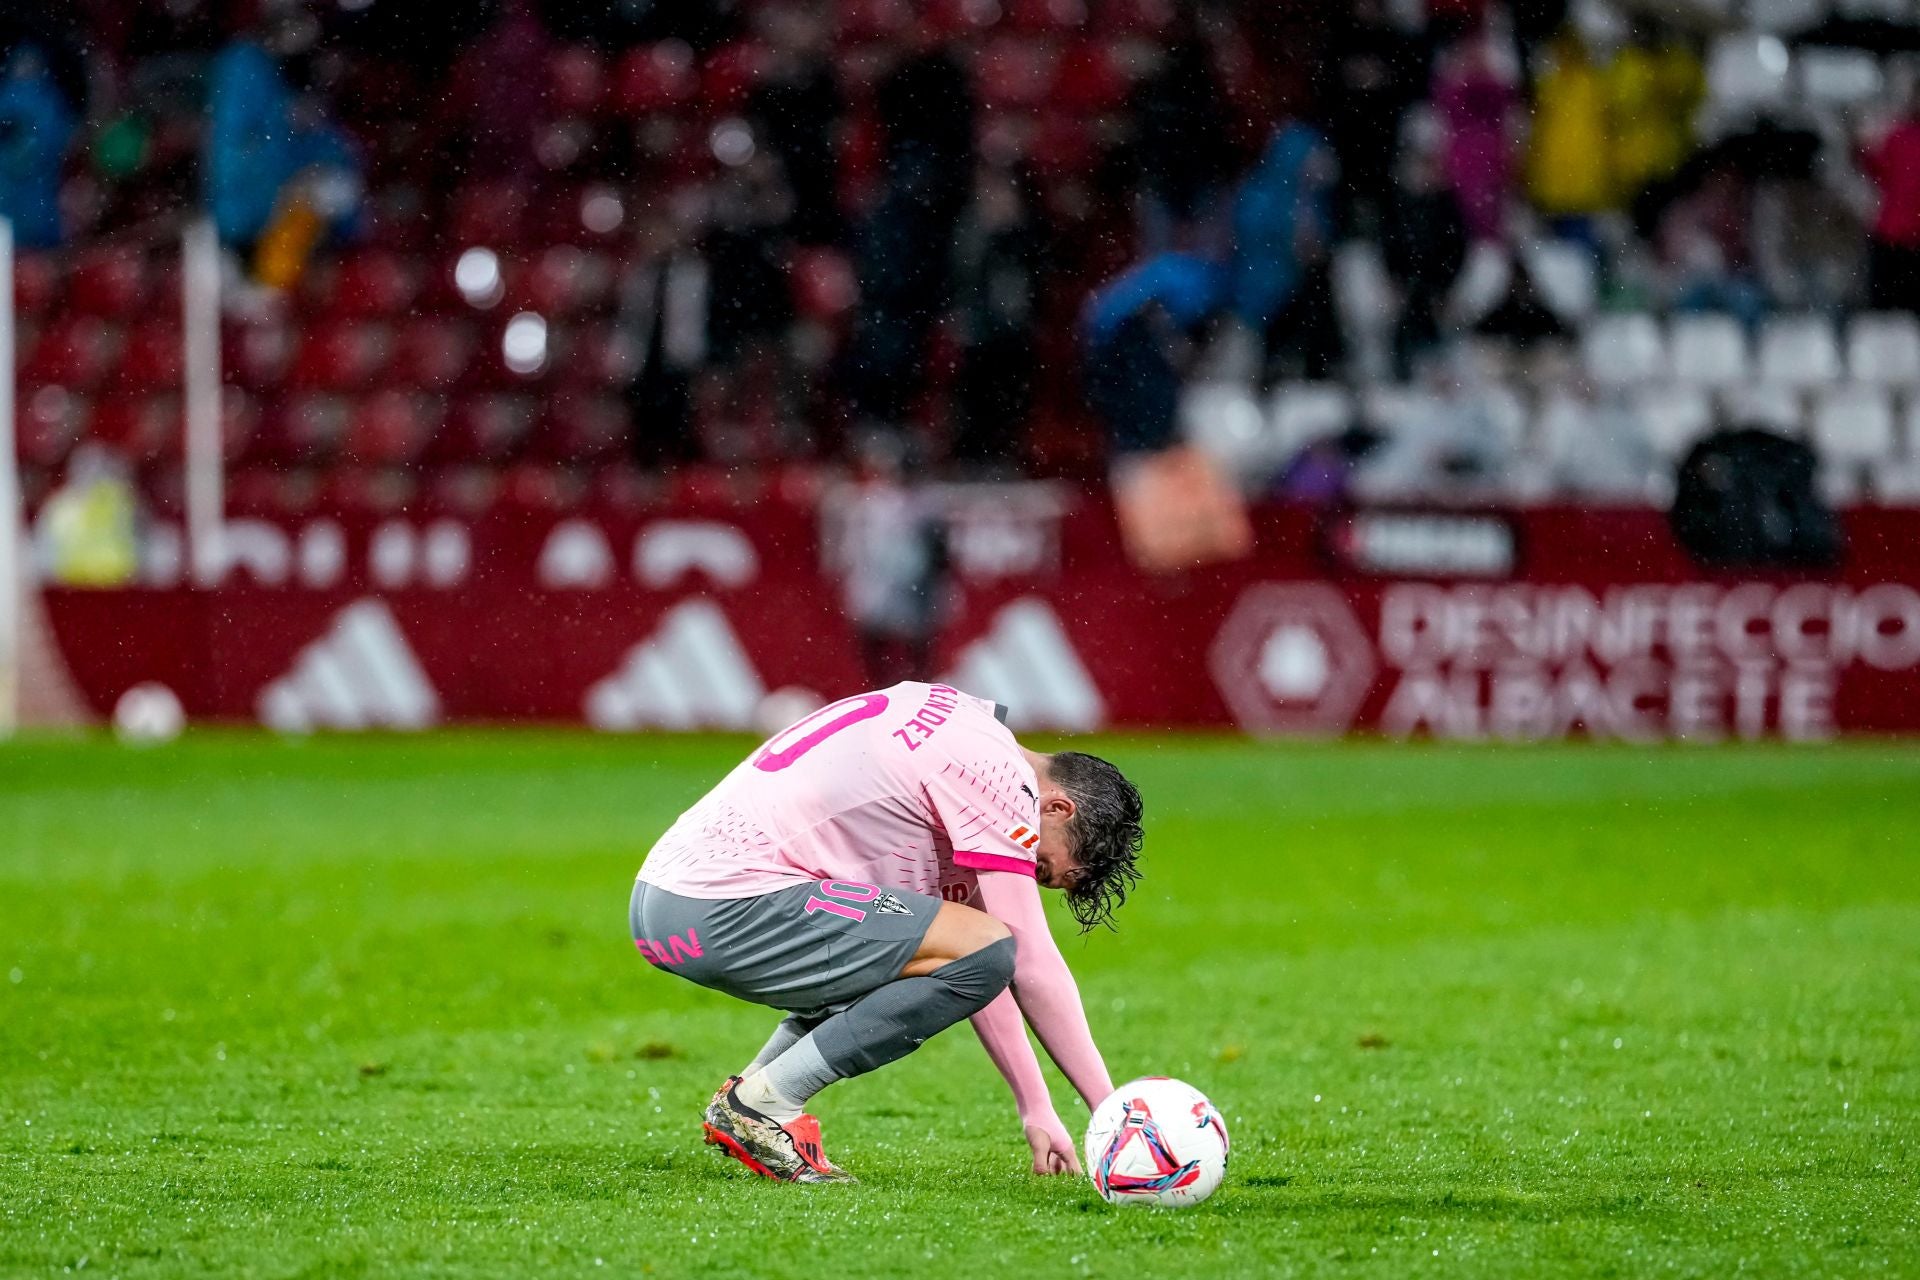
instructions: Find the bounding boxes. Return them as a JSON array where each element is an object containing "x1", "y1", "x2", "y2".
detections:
[
  {"x1": 586, "y1": 599, "x2": 765, "y2": 731},
  {"x1": 257, "y1": 599, "x2": 440, "y2": 731},
  {"x1": 942, "y1": 598, "x2": 1105, "y2": 731}
]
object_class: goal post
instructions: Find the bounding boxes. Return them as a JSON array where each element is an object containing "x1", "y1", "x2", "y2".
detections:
[{"x1": 183, "y1": 217, "x2": 225, "y2": 586}]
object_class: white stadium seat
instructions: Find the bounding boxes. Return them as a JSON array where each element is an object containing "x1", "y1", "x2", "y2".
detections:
[
  {"x1": 1872, "y1": 460, "x2": 1920, "y2": 504},
  {"x1": 1758, "y1": 313, "x2": 1845, "y2": 387},
  {"x1": 1798, "y1": 47, "x2": 1883, "y2": 107},
  {"x1": 1847, "y1": 313, "x2": 1920, "y2": 385},
  {"x1": 1668, "y1": 314, "x2": 1750, "y2": 386},
  {"x1": 1269, "y1": 382, "x2": 1356, "y2": 452},
  {"x1": 1180, "y1": 383, "x2": 1279, "y2": 482},
  {"x1": 1632, "y1": 383, "x2": 1717, "y2": 457},
  {"x1": 1583, "y1": 312, "x2": 1664, "y2": 386},
  {"x1": 1481, "y1": 382, "x2": 1530, "y2": 451},
  {"x1": 1361, "y1": 385, "x2": 1440, "y2": 437},
  {"x1": 1722, "y1": 382, "x2": 1804, "y2": 433},
  {"x1": 1449, "y1": 241, "x2": 1512, "y2": 326},
  {"x1": 1526, "y1": 240, "x2": 1598, "y2": 319},
  {"x1": 1746, "y1": 0, "x2": 1827, "y2": 33},
  {"x1": 1707, "y1": 34, "x2": 1793, "y2": 107},
  {"x1": 1813, "y1": 384, "x2": 1899, "y2": 463}
]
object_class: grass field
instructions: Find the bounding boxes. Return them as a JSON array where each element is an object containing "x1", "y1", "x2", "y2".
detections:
[{"x1": 3, "y1": 733, "x2": 1917, "y2": 1278}]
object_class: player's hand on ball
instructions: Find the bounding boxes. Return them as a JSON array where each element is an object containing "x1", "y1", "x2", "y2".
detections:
[{"x1": 1024, "y1": 1115, "x2": 1083, "y2": 1176}]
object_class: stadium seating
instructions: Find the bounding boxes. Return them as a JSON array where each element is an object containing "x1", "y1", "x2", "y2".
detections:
[
  {"x1": 1632, "y1": 383, "x2": 1716, "y2": 458},
  {"x1": 1269, "y1": 383, "x2": 1355, "y2": 454},
  {"x1": 1583, "y1": 313, "x2": 1664, "y2": 387},
  {"x1": 1706, "y1": 34, "x2": 1792, "y2": 108},
  {"x1": 1722, "y1": 381, "x2": 1804, "y2": 433},
  {"x1": 10, "y1": 1, "x2": 1918, "y2": 518},
  {"x1": 1758, "y1": 314, "x2": 1846, "y2": 388},
  {"x1": 1668, "y1": 314, "x2": 1751, "y2": 387},
  {"x1": 1813, "y1": 384, "x2": 1899, "y2": 466},
  {"x1": 1847, "y1": 314, "x2": 1920, "y2": 386}
]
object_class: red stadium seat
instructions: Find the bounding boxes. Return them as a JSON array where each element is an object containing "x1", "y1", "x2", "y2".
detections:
[
  {"x1": 66, "y1": 247, "x2": 150, "y2": 316},
  {"x1": 924, "y1": 0, "x2": 1002, "y2": 38},
  {"x1": 701, "y1": 41, "x2": 767, "y2": 114},
  {"x1": 22, "y1": 316, "x2": 121, "y2": 390},
  {"x1": 1026, "y1": 112, "x2": 1100, "y2": 175},
  {"x1": 1006, "y1": 0, "x2": 1088, "y2": 34},
  {"x1": 88, "y1": 394, "x2": 179, "y2": 466},
  {"x1": 839, "y1": 0, "x2": 915, "y2": 42},
  {"x1": 612, "y1": 43, "x2": 699, "y2": 116},
  {"x1": 1051, "y1": 38, "x2": 1133, "y2": 112},
  {"x1": 318, "y1": 250, "x2": 421, "y2": 319},
  {"x1": 1092, "y1": 0, "x2": 1175, "y2": 35},
  {"x1": 588, "y1": 461, "x2": 669, "y2": 512},
  {"x1": 226, "y1": 466, "x2": 310, "y2": 516},
  {"x1": 974, "y1": 37, "x2": 1060, "y2": 111},
  {"x1": 435, "y1": 393, "x2": 537, "y2": 463},
  {"x1": 566, "y1": 323, "x2": 639, "y2": 387},
  {"x1": 791, "y1": 247, "x2": 859, "y2": 322},
  {"x1": 390, "y1": 318, "x2": 478, "y2": 391},
  {"x1": 530, "y1": 392, "x2": 628, "y2": 463},
  {"x1": 511, "y1": 247, "x2": 617, "y2": 317},
  {"x1": 343, "y1": 390, "x2": 443, "y2": 466},
  {"x1": 424, "y1": 464, "x2": 504, "y2": 515},
  {"x1": 499, "y1": 461, "x2": 579, "y2": 510},
  {"x1": 257, "y1": 394, "x2": 352, "y2": 464},
  {"x1": 14, "y1": 387, "x2": 87, "y2": 469},
  {"x1": 288, "y1": 321, "x2": 391, "y2": 392},
  {"x1": 324, "y1": 466, "x2": 419, "y2": 514},
  {"x1": 143, "y1": 388, "x2": 257, "y2": 466},
  {"x1": 114, "y1": 321, "x2": 185, "y2": 393},
  {"x1": 550, "y1": 45, "x2": 607, "y2": 115},
  {"x1": 222, "y1": 318, "x2": 295, "y2": 391},
  {"x1": 448, "y1": 182, "x2": 527, "y2": 247},
  {"x1": 672, "y1": 464, "x2": 767, "y2": 507},
  {"x1": 12, "y1": 254, "x2": 62, "y2": 317}
]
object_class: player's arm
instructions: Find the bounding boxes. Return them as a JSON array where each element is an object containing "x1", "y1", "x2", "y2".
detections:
[
  {"x1": 974, "y1": 868, "x2": 1114, "y2": 1110},
  {"x1": 969, "y1": 987, "x2": 1080, "y2": 1175}
]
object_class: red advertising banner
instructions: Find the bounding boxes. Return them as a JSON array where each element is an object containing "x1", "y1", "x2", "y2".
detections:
[{"x1": 36, "y1": 492, "x2": 1920, "y2": 740}]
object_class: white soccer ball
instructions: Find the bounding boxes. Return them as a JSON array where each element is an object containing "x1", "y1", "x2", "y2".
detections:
[
  {"x1": 113, "y1": 682, "x2": 185, "y2": 745},
  {"x1": 1084, "y1": 1077, "x2": 1229, "y2": 1208}
]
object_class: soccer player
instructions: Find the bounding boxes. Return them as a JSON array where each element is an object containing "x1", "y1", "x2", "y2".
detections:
[{"x1": 629, "y1": 681, "x2": 1145, "y2": 1183}]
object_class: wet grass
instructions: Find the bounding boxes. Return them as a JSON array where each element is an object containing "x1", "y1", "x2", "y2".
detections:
[{"x1": 2, "y1": 733, "x2": 1916, "y2": 1277}]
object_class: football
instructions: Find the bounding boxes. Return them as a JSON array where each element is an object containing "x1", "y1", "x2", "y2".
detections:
[{"x1": 1084, "y1": 1077, "x2": 1229, "y2": 1208}]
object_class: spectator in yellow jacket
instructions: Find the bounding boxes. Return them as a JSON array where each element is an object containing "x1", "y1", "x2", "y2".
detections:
[
  {"x1": 1607, "y1": 21, "x2": 1704, "y2": 203},
  {"x1": 1527, "y1": 30, "x2": 1612, "y2": 243}
]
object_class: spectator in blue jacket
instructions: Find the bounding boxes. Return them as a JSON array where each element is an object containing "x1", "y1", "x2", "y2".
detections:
[
  {"x1": 1081, "y1": 251, "x2": 1228, "y2": 457},
  {"x1": 0, "y1": 45, "x2": 76, "y2": 249},
  {"x1": 203, "y1": 24, "x2": 360, "y2": 257},
  {"x1": 1231, "y1": 121, "x2": 1342, "y2": 383}
]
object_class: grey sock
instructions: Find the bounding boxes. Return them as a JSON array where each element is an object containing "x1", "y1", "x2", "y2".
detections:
[
  {"x1": 746, "y1": 1014, "x2": 817, "y2": 1074},
  {"x1": 757, "y1": 937, "x2": 1017, "y2": 1109}
]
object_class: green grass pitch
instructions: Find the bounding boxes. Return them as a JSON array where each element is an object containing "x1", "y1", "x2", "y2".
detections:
[{"x1": 3, "y1": 733, "x2": 1917, "y2": 1278}]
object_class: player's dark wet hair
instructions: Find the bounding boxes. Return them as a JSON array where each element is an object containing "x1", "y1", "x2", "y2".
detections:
[{"x1": 1047, "y1": 751, "x2": 1144, "y2": 933}]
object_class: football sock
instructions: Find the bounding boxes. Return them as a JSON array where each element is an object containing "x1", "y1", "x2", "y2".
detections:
[
  {"x1": 735, "y1": 1062, "x2": 811, "y2": 1123},
  {"x1": 754, "y1": 937, "x2": 1017, "y2": 1114},
  {"x1": 744, "y1": 1014, "x2": 817, "y2": 1074}
]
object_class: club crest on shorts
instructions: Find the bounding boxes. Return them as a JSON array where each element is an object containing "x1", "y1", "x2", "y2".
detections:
[{"x1": 874, "y1": 891, "x2": 914, "y2": 916}]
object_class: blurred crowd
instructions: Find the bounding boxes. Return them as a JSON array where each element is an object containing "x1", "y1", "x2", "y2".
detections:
[{"x1": 4, "y1": 0, "x2": 1920, "y2": 493}]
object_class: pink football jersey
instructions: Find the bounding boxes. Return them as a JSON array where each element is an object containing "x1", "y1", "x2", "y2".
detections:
[{"x1": 637, "y1": 683, "x2": 1043, "y2": 902}]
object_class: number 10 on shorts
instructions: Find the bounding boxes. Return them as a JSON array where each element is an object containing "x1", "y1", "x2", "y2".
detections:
[{"x1": 804, "y1": 880, "x2": 879, "y2": 923}]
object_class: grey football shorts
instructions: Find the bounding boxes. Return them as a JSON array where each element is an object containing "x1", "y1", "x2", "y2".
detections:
[{"x1": 629, "y1": 877, "x2": 944, "y2": 1020}]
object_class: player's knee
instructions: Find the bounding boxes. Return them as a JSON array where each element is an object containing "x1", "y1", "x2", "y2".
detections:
[{"x1": 945, "y1": 934, "x2": 1016, "y2": 1010}]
